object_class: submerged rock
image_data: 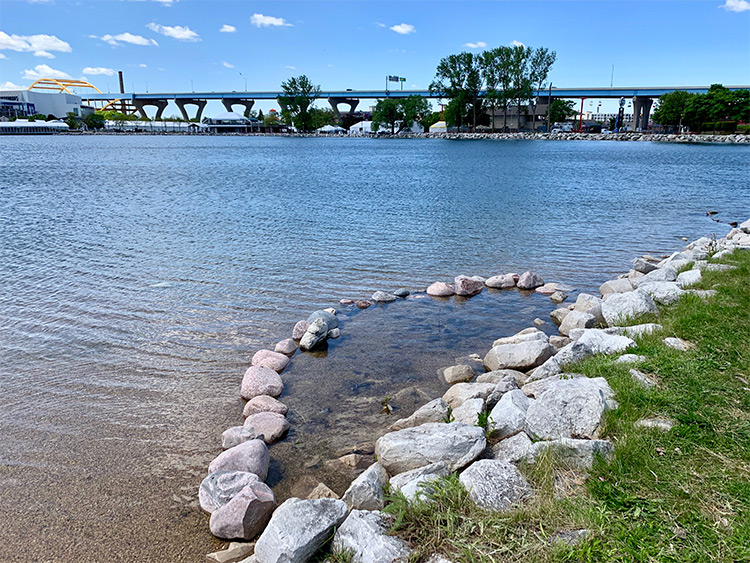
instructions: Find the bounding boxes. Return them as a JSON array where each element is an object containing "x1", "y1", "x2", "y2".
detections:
[
  {"x1": 372, "y1": 290, "x2": 397, "y2": 303},
  {"x1": 307, "y1": 309, "x2": 339, "y2": 330},
  {"x1": 516, "y1": 271, "x2": 544, "y2": 290},
  {"x1": 443, "y1": 364, "x2": 475, "y2": 384},
  {"x1": 454, "y1": 275, "x2": 484, "y2": 296},
  {"x1": 274, "y1": 338, "x2": 297, "y2": 356},
  {"x1": 243, "y1": 395, "x2": 288, "y2": 418},
  {"x1": 299, "y1": 318, "x2": 328, "y2": 351},
  {"x1": 243, "y1": 412, "x2": 290, "y2": 444},
  {"x1": 485, "y1": 274, "x2": 516, "y2": 289},
  {"x1": 389, "y1": 398, "x2": 451, "y2": 431}
]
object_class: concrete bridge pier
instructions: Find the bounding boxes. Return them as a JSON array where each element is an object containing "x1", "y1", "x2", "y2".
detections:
[
  {"x1": 176, "y1": 99, "x2": 208, "y2": 122},
  {"x1": 632, "y1": 96, "x2": 654, "y2": 131},
  {"x1": 328, "y1": 97, "x2": 360, "y2": 116},
  {"x1": 222, "y1": 98, "x2": 255, "y2": 117},
  {"x1": 134, "y1": 98, "x2": 169, "y2": 120}
]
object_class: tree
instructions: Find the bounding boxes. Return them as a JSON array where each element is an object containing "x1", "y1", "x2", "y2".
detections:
[
  {"x1": 278, "y1": 75, "x2": 321, "y2": 132},
  {"x1": 547, "y1": 100, "x2": 577, "y2": 124},
  {"x1": 65, "y1": 112, "x2": 80, "y2": 129},
  {"x1": 508, "y1": 45, "x2": 533, "y2": 131},
  {"x1": 421, "y1": 111, "x2": 442, "y2": 131},
  {"x1": 371, "y1": 98, "x2": 401, "y2": 134},
  {"x1": 399, "y1": 95, "x2": 431, "y2": 131},
  {"x1": 83, "y1": 112, "x2": 105, "y2": 130},
  {"x1": 652, "y1": 90, "x2": 693, "y2": 127},
  {"x1": 528, "y1": 47, "x2": 556, "y2": 131},
  {"x1": 430, "y1": 52, "x2": 483, "y2": 131},
  {"x1": 310, "y1": 107, "x2": 335, "y2": 129},
  {"x1": 372, "y1": 95, "x2": 432, "y2": 134},
  {"x1": 481, "y1": 46, "x2": 513, "y2": 132}
]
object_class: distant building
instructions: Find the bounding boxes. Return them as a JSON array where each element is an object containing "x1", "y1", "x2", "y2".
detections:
[
  {"x1": 488, "y1": 102, "x2": 550, "y2": 131},
  {"x1": 0, "y1": 90, "x2": 89, "y2": 120},
  {"x1": 0, "y1": 119, "x2": 69, "y2": 135},
  {"x1": 201, "y1": 111, "x2": 259, "y2": 133}
]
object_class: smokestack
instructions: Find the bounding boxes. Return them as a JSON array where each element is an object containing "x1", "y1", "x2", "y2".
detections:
[{"x1": 118, "y1": 71, "x2": 125, "y2": 94}]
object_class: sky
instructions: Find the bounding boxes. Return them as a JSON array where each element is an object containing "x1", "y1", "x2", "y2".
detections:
[{"x1": 1, "y1": 0, "x2": 749, "y2": 116}]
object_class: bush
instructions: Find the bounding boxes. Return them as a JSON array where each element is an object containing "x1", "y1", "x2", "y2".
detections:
[
  {"x1": 720, "y1": 121, "x2": 737, "y2": 132},
  {"x1": 701, "y1": 122, "x2": 715, "y2": 132},
  {"x1": 737, "y1": 124, "x2": 750, "y2": 135}
]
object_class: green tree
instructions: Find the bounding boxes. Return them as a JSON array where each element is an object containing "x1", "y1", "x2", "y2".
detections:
[
  {"x1": 421, "y1": 111, "x2": 442, "y2": 131},
  {"x1": 430, "y1": 52, "x2": 483, "y2": 131},
  {"x1": 528, "y1": 47, "x2": 556, "y2": 131},
  {"x1": 310, "y1": 107, "x2": 335, "y2": 129},
  {"x1": 652, "y1": 90, "x2": 693, "y2": 127},
  {"x1": 481, "y1": 46, "x2": 513, "y2": 132},
  {"x1": 508, "y1": 45, "x2": 533, "y2": 130},
  {"x1": 278, "y1": 74, "x2": 321, "y2": 132},
  {"x1": 83, "y1": 112, "x2": 105, "y2": 130},
  {"x1": 398, "y1": 95, "x2": 431, "y2": 131},
  {"x1": 65, "y1": 112, "x2": 80, "y2": 129},
  {"x1": 547, "y1": 99, "x2": 577, "y2": 125},
  {"x1": 371, "y1": 98, "x2": 401, "y2": 134}
]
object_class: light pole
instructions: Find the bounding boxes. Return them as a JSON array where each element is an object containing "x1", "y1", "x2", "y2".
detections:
[{"x1": 239, "y1": 72, "x2": 247, "y2": 91}]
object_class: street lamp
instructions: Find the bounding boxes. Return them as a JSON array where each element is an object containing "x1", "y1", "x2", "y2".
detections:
[{"x1": 239, "y1": 72, "x2": 247, "y2": 91}]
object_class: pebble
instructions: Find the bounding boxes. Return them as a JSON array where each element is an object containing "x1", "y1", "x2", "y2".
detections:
[{"x1": 355, "y1": 300, "x2": 372, "y2": 309}]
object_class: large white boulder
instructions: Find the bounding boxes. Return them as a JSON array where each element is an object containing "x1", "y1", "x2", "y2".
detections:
[
  {"x1": 676, "y1": 269, "x2": 702, "y2": 288},
  {"x1": 199, "y1": 471, "x2": 262, "y2": 514},
  {"x1": 389, "y1": 398, "x2": 450, "y2": 431},
  {"x1": 332, "y1": 510, "x2": 412, "y2": 563},
  {"x1": 483, "y1": 340, "x2": 556, "y2": 372},
  {"x1": 601, "y1": 289, "x2": 658, "y2": 326},
  {"x1": 558, "y1": 310, "x2": 597, "y2": 337},
  {"x1": 389, "y1": 462, "x2": 450, "y2": 501},
  {"x1": 638, "y1": 281, "x2": 685, "y2": 305},
  {"x1": 599, "y1": 278, "x2": 633, "y2": 296},
  {"x1": 442, "y1": 382, "x2": 496, "y2": 409},
  {"x1": 208, "y1": 439, "x2": 270, "y2": 481},
  {"x1": 488, "y1": 389, "x2": 530, "y2": 440},
  {"x1": 458, "y1": 459, "x2": 532, "y2": 511},
  {"x1": 576, "y1": 329, "x2": 635, "y2": 355},
  {"x1": 525, "y1": 438, "x2": 615, "y2": 468},
  {"x1": 341, "y1": 462, "x2": 388, "y2": 511}
]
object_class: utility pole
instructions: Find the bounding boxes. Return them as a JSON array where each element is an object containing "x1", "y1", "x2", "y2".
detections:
[
  {"x1": 547, "y1": 82, "x2": 552, "y2": 132},
  {"x1": 610, "y1": 65, "x2": 614, "y2": 88}
]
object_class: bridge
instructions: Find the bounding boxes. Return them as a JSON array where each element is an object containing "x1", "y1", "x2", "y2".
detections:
[{"x1": 80, "y1": 85, "x2": 749, "y2": 129}]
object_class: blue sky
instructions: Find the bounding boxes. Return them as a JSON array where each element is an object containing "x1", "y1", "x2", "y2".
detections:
[{"x1": 1, "y1": 0, "x2": 749, "y2": 116}]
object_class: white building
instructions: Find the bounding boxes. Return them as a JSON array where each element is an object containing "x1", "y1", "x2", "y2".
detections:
[{"x1": 0, "y1": 90, "x2": 88, "y2": 120}]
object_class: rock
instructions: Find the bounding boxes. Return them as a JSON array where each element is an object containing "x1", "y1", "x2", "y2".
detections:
[
  {"x1": 485, "y1": 375, "x2": 521, "y2": 409},
  {"x1": 599, "y1": 278, "x2": 633, "y2": 296},
  {"x1": 443, "y1": 364, "x2": 475, "y2": 384},
  {"x1": 254, "y1": 498, "x2": 349, "y2": 563},
  {"x1": 549, "y1": 335, "x2": 571, "y2": 349},
  {"x1": 491, "y1": 432, "x2": 533, "y2": 463},
  {"x1": 488, "y1": 389, "x2": 530, "y2": 439},
  {"x1": 240, "y1": 366, "x2": 284, "y2": 400},
  {"x1": 442, "y1": 382, "x2": 497, "y2": 409},
  {"x1": 528, "y1": 341, "x2": 594, "y2": 382},
  {"x1": 521, "y1": 373, "x2": 587, "y2": 398},
  {"x1": 325, "y1": 453, "x2": 371, "y2": 473},
  {"x1": 222, "y1": 426, "x2": 262, "y2": 450},
  {"x1": 290, "y1": 476, "x2": 339, "y2": 500},
  {"x1": 630, "y1": 369, "x2": 657, "y2": 388},
  {"x1": 454, "y1": 275, "x2": 484, "y2": 296},
  {"x1": 299, "y1": 318, "x2": 328, "y2": 351},
  {"x1": 426, "y1": 282, "x2": 454, "y2": 297},
  {"x1": 292, "y1": 320, "x2": 309, "y2": 341},
  {"x1": 327, "y1": 328, "x2": 341, "y2": 339},
  {"x1": 485, "y1": 274, "x2": 516, "y2": 289},
  {"x1": 274, "y1": 338, "x2": 297, "y2": 356},
  {"x1": 389, "y1": 462, "x2": 450, "y2": 500},
  {"x1": 209, "y1": 439, "x2": 270, "y2": 481},
  {"x1": 516, "y1": 271, "x2": 544, "y2": 290},
  {"x1": 533, "y1": 318, "x2": 546, "y2": 326},
  {"x1": 558, "y1": 310, "x2": 596, "y2": 336},
  {"x1": 633, "y1": 266, "x2": 677, "y2": 288},
  {"x1": 639, "y1": 281, "x2": 685, "y2": 305},
  {"x1": 601, "y1": 289, "x2": 659, "y2": 326},
  {"x1": 451, "y1": 397, "x2": 485, "y2": 425},
  {"x1": 576, "y1": 329, "x2": 635, "y2": 355},
  {"x1": 243, "y1": 395, "x2": 288, "y2": 418},
  {"x1": 550, "y1": 307, "x2": 570, "y2": 326},
  {"x1": 569, "y1": 324, "x2": 661, "y2": 341},
  {"x1": 394, "y1": 288, "x2": 410, "y2": 298},
  {"x1": 199, "y1": 471, "x2": 263, "y2": 514},
  {"x1": 548, "y1": 529, "x2": 592, "y2": 547},
  {"x1": 525, "y1": 377, "x2": 616, "y2": 440},
  {"x1": 484, "y1": 340, "x2": 556, "y2": 372},
  {"x1": 389, "y1": 398, "x2": 451, "y2": 431},
  {"x1": 632, "y1": 257, "x2": 658, "y2": 274},
  {"x1": 458, "y1": 460, "x2": 532, "y2": 511},
  {"x1": 571, "y1": 293, "x2": 605, "y2": 326},
  {"x1": 702, "y1": 263, "x2": 736, "y2": 272},
  {"x1": 492, "y1": 328, "x2": 548, "y2": 347},
  {"x1": 307, "y1": 483, "x2": 339, "y2": 500},
  {"x1": 251, "y1": 350, "x2": 290, "y2": 373},
  {"x1": 477, "y1": 369, "x2": 526, "y2": 386},
  {"x1": 355, "y1": 300, "x2": 372, "y2": 309},
  {"x1": 686, "y1": 289, "x2": 718, "y2": 299},
  {"x1": 340, "y1": 299, "x2": 354, "y2": 305},
  {"x1": 635, "y1": 417, "x2": 675, "y2": 432},
  {"x1": 676, "y1": 269, "x2": 702, "y2": 288},
  {"x1": 470, "y1": 275, "x2": 487, "y2": 283},
  {"x1": 243, "y1": 412, "x2": 290, "y2": 444},
  {"x1": 375, "y1": 422, "x2": 486, "y2": 474},
  {"x1": 535, "y1": 283, "x2": 559, "y2": 295},
  {"x1": 550, "y1": 291, "x2": 567, "y2": 303},
  {"x1": 333, "y1": 510, "x2": 412, "y2": 563},
  {"x1": 206, "y1": 542, "x2": 256, "y2": 563},
  {"x1": 341, "y1": 462, "x2": 388, "y2": 511},
  {"x1": 307, "y1": 309, "x2": 339, "y2": 330},
  {"x1": 664, "y1": 337, "x2": 696, "y2": 351},
  {"x1": 453, "y1": 353, "x2": 484, "y2": 373},
  {"x1": 323, "y1": 307, "x2": 337, "y2": 314},
  {"x1": 209, "y1": 480, "x2": 276, "y2": 540},
  {"x1": 372, "y1": 290, "x2": 397, "y2": 303},
  {"x1": 615, "y1": 354, "x2": 646, "y2": 364},
  {"x1": 526, "y1": 438, "x2": 614, "y2": 468}
]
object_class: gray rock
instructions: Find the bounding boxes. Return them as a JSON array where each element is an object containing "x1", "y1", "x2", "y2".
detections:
[
  {"x1": 327, "y1": 328, "x2": 341, "y2": 339},
  {"x1": 209, "y1": 480, "x2": 276, "y2": 540},
  {"x1": 209, "y1": 439, "x2": 270, "y2": 481},
  {"x1": 389, "y1": 398, "x2": 451, "y2": 431},
  {"x1": 615, "y1": 354, "x2": 646, "y2": 364},
  {"x1": 243, "y1": 395, "x2": 288, "y2": 418},
  {"x1": 393, "y1": 288, "x2": 410, "y2": 298},
  {"x1": 454, "y1": 275, "x2": 484, "y2": 297},
  {"x1": 635, "y1": 417, "x2": 675, "y2": 432},
  {"x1": 601, "y1": 289, "x2": 659, "y2": 326},
  {"x1": 274, "y1": 338, "x2": 297, "y2": 356},
  {"x1": 292, "y1": 320, "x2": 309, "y2": 341},
  {"x1": 222, "y1": 426, "x2": 262, "y2": 450},
  {"x1": 332, "y1": 510, "x2": 412, "y2": 563},
  {"x1": 442, "y1": 382, "x2": 496, "y2": 409},
  {"x1": 240, "y1": 366, "x2": 284, "y2": 400},
  {"x1": 639, "y1": 281, "x2": 685, "y2": 305},
  {"x1": 632, "y1": 266, "x2": 677, "y2": 288},
  {"x1": 488, "y1": 389, "x2": 530, "y2": 440},
  {"x1": 702, "y1": 263, "x2": 736, "y2": 272},
  {"x1": 630, "y1": 368, "x2": 657, "y2": 388},
  {"x1": 491, "y1": 432, "x2": 533, "y2": 463},
  {"x1": 686, "y1": 289, "x2": 718, "y2": 299},
  {"x1": 375, "y1": 422, "x2": 486, "y2": 474},
  {"x1": 199, "y1": 470, "x2": 263, "y2": 514},
  {"x1": 243, "y1": 412, "x2": 290, "y2": 444},
  {"x1": 477, "y1": 369, "x2": 526, "y2": 386},
  {"x1": 251, "y1": 349, "x2": 290, "y2": 373},
  {"x1": 206, "y1": 542, "x2": 256, "y2": 563},
  {"x1": 569, "y1": 324, "x2": 661, "y2": 341},
  {"x1": 526, "y1": 438, "x2": 614, "y2": 468},
  {"x1": 549, "y1": 335, "x2": 572, "y2": 349},
  {"x1": 299, "y1": 318, "x2": 328, "y2": 351},
  {"x1": 664, "y1": 337, "x2": 695, "y2": 351},
  {"x1": 633, "y1": 257, "x2": 658, "y2": 274},
  {"x1": 389, "y1": 462, "x2": 450, "y2": 501},
  {"x1": 676, "y1": 269, "x2": 702, "y2": 288},
  {"x1": 599, "y1": 278, "x2": 633, "y2": 296},
  {"x1": 484, "y1": 340, "x2": 556, "y2": 372},
  {"x1": 372, "y1": 290, "x2": 398, "y2": 303},
  {"x1": 458, "y1": 460, "x2": 532, "y2": 511},
  {"x1": 307, "y1": 309, "x2": 339, "y2": 330},
  {"x1": 470, "y1": 275, "x2": 487, "y2": 283},
  {"x1": 254, "y1": 498, "x2": 349, "y2": 563},
  {"x1": 550, "y1": 291, "x2": 567, "y2": 303},
  {"x1": 341, "y1": 462, "x2": 388, "y2": 511},
  {"x1": 525, "y1": 378, "x2": 616, "y2": 440},
  {"x1": 485, "y1": 274, "x2": 516, "y2": 289},
  {"x1": 558, "y1": 310, "x2": 596, "y2": 337},
  {"x1": 528, "y1": 340, "x2": 594, "y2": 381},
  {"x1": 492, "y1": 328, "x2": 548, "y2": 348},
  {"x1": 443, "y1": 364, "x2": 475, "y2": 384},
  {"x1": 576, "y1": 329, "x2": 635, "y2": 355},
  {"x1": 550, "y1": 307, "x2": 570, "y2": 326},
  {"x1": 426, "y1": 282, "x2": 454, "y2": 297},
  {"x1": 521, "y1": 373, "x2": 587, "y2": 398},
  {"x1": 451, "y1": 397, "x2": 485, "y2": 425},
  {"x1": 516, "y1": 271, "x2": 544, "y2": 290},
  {"x1": 356, "y1": 300, "x2": 372, "y2": 309},
  {"x1": 485, "y1": 375, "x2": 521, "y2": 409}
]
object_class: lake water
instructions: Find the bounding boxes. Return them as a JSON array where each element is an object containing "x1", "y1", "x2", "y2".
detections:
[{"x1": 1, "y1": 135, "x2": 748, "y2": 561}]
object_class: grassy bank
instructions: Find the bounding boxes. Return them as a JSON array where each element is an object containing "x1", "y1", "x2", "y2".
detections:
[{"x1": 381, "y1": 250, "x2": 750, "y2": 562}]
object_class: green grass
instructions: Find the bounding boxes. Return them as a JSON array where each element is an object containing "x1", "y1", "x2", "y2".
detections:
[{"x1": 384, "y1": 250, "x2": 750, "y2": 562}]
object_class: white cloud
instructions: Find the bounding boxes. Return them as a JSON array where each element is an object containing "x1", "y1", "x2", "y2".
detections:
[
  {"x1": 510, "y1": 40, "x2": 525, "y2": 47},
  {"x1": 720, "y1": 0, "x2": 750, "y2": 12},
  {"x1": 390, "y1": 23, "x2": 415, "y2": 35},
  {"x1": 146, "y1": 23, "x2": 201, "y2": 42},
  {"x1": 22, "y1": 63, "x2": 72, "y2": 80},
  {"x1": 220, "y1": 24, "x2": 236, "y2": 33},
  {"x1": 283, "y1": 65, "x2": 296, "y2": 70},
  {"x1": 464, "y1": 41, "x2": 487, "y2": 49},
  {"x1": 1, "y1": 80, "x2": 24, "y2": 89},
  {"x1": 251, "y1": 13, "x2": 292, "y2": 27},
  {"x1": 375, "y1": 22, "x2": 386, "y2": 28},
  {"x1": 222, "y1": 61, "x2": 234, "y2": 68},
  {"x1": 153, "y1": 0, "x2": 176, "y2": 5},
  {"x1": 0, "y1": 53, "x2": 6, "y2": 59},
  {"x1": 83, "y1": 67, "x2": 115, "y2": 76},
  {"x1": 139, "y1": 63, "x2": 147, "y2": 68},
  {"x1": 99, "y1": 33, "x2": 158, "y2": 46},
  {"x1": 0, "y1": 32, "x2": 71, "y2": 58}
]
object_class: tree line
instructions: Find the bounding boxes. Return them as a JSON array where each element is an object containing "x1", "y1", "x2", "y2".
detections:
[{"x1": 653, "y1": 85, "x2": 750, "y2": 132}]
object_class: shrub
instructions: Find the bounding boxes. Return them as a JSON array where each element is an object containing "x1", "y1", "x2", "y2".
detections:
[
  {"x1": 720, "y1": 121, "x2": 737, "y2": 132},
  {"x1": 737, "y1": 124, "x2": 750, "y2": 135}
]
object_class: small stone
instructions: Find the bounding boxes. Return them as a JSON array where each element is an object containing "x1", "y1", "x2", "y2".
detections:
[
  {"x1": 299, "y1": 318, "x2": 328, "y2": 351},
  {"x1": 664, "y1": 337, "x2": 696, "y2": 351},
  {"x1": 274, "y1": 338, "x2": 297, "y2": 356},
  {"x1": 243, "y1": 395, "x2": 288, "y2": 418},
  {"x1": 635, "y1": 417, "x2": 675, "y2": 432},
  {"x1": 251, "y1": 350, "x2": 290, "y2": 373},
  {"x1": 307, "y1": 483, "x2": 339, "y2": 499},
  {"x1": 355, "y1": 300, "x2": 372, "y2": 309},
  {"x1": 327, "y1": 328, "x2": 341, "y2": 339},
  {"x1": 240, "y1": 366, "x2": 284, "y2": 400},
  {"x1": 458, "y1": 459, "x2": 532, "y2": 511},
  {"x1": 292, "y1": 320, "x2": 309, "y2": 341},
  {"x1": 550, "y1": 291, "x2": 567, "y2": 303},
  {"x1": 394, "y1": 288, "x2": 410, "y2": 298},
  {"x1": 243, "y1": 412, "x2": 290, "y2": 444},
  {"x1": 533, "y1": 318, "x2": 546, "y2": 326},
  {"x1": 615, "y1": 354, "x2": 646, "y2": 364},
  {"x1": 426, "y1": 281, "x2": 454, "y2": 297},
  {"x1": 550, "y1": 307, "x2": 570, "y2": 326},
  {"x1": 491, "y1": 432, "x2": 533, "y2": 463},
  {"x1": 339, "y1": 299, "x2": 354, "y2": 305},
  {"x1": 630, "y1": 368, "x2": 657, "y2": 388},
  {"x1": 454, "y1": 275, "x2": 484, "y2": 297},
  {"x1": 209, "y1": 439, "x2": 270, "y2": 481},
  {"x1": 516, "y1": 271, "x2": 544, "y2": 290},
  {"x1": 442, "y1": 364, "x2": 475, "y2": 384},
  {"x1": 372, "y1": 290, "x2": 397, "y2": 303}
]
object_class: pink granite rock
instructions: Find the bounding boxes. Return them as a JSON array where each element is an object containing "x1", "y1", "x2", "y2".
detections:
[
  {"x1": 293, "y1": 320, "x2": 309, "y2": 340},
  {"x1": 454, "y1": 276, "x2": 484, "y2": 297},
  {"x1": 535, "y1": 283, "x2": 559, "y2": 295},
  {"x1": 240, "y1": 366, "x2": 283, "y2": 400},
  {"x1": 209, "y1": 481, "x2": 276, "y2": 540},
  {"x1": 427, "y1": 282, "x2": 454, "y2": 297},
  {"x1": 251, "y1": 349, "x2": 290, "y2": 373},
  {"x1": 243, "y1": 411, "x2": 290, "y2": 444},
  {"x1": 208, "y1": 439, "x2": 270, "y2": 480},
  {"x1": 243, "y1": 395, "x2": 289, "y2": 418},
  {"x1": 274, "y1": 338, "x2": 297, "y2": 356}
]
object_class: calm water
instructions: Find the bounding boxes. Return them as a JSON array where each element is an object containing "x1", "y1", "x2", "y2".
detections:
[{"x1": 1, "y1": 136, "x2": 748, "y2": 561}]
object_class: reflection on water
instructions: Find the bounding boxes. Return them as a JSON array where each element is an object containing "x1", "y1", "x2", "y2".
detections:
[{"x1": 0, "y1": 136, "x2": 748, "y2": 561}]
